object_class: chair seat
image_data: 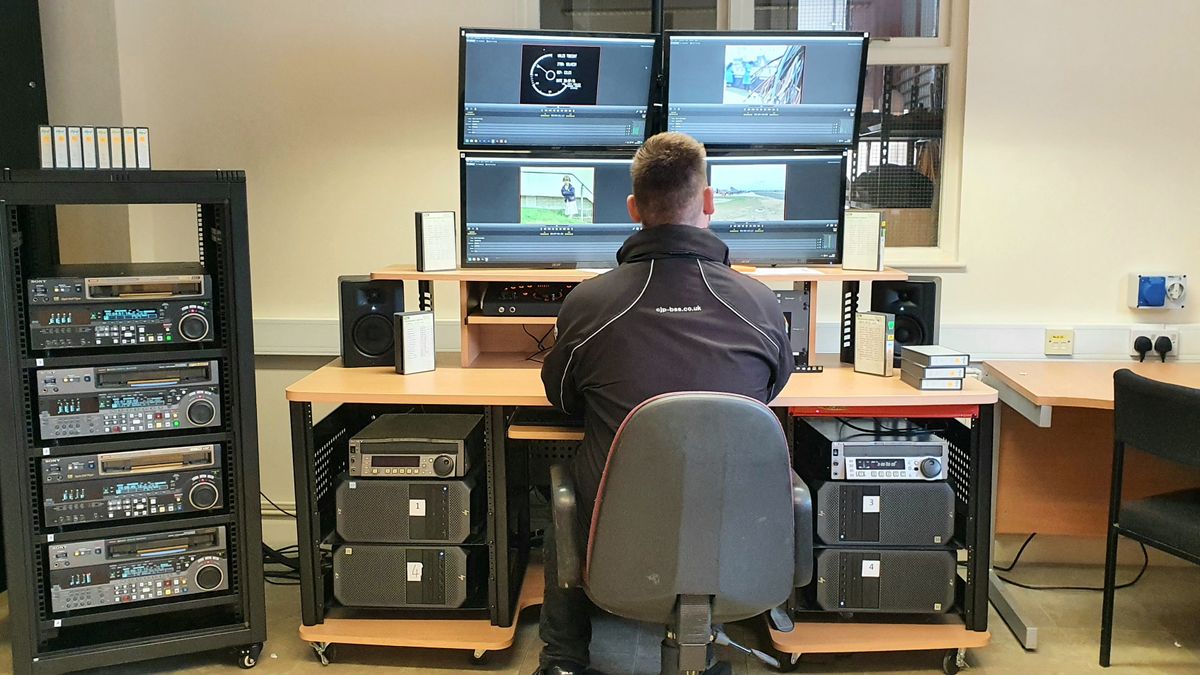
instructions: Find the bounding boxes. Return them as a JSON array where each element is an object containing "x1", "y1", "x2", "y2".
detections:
[{"x1": 1120, "y1": 488, "x2": 1200, "y2": 555}]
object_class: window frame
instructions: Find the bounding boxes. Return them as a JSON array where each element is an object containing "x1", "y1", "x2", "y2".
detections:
[
  {"x1": 527, "y1": 0, "x2": 967, "y2": 266},
  {"x1": 736, "y1": 0, "x2": 966, "y2": 266}
]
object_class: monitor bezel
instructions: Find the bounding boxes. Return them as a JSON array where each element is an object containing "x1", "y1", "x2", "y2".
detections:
[
  {"x1": 457, "y1": 27, "x2": 662, "y2": 152},
  {"x1": 459, "y1": 149, "x2": 850, "y2": 269},
  {"x1": 662, "y1": 30, "x2": 869, "y2": 151},
  {"x1": 459, "y1": 151, "x2": 639, "y2": 269},
  {"x1": 705, "y1": 148, "x2": 849, "y2": 267}
]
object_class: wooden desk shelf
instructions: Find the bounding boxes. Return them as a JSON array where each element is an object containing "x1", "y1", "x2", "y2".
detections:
[
  {"x1": 465, "y1": 315, "x2": 557, "y2": 325},
  {"x1": 300, "y1": 566, "x2": 546, "y2": 663},
  {"x1": 372, "y1": 264, "x2": 909, "y2": 284},
  {"x1": 508, "y1": 425, "x2": 586, "y2": 442},
  {"x1": 371, "y1": 264, "x2": 909, "y2": 367}
]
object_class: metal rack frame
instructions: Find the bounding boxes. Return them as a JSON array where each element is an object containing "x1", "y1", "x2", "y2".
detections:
[
  {"x1": 288, "y1": 401, "x2": 532, "y2": 628},
  {"x1": 786, "y1": 403, "x2": 995, "y2": 632},
  {"x1": 0, "y1": 170, "x2": 266, "y2": 674}
]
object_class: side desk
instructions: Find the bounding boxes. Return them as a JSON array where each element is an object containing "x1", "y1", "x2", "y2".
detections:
[
  {"x1": 980, "y1": 360, "x2": 1200, "y2": 651},
  {"x1": 285, "y1": 354, "x2": 999, "y2": 666}
]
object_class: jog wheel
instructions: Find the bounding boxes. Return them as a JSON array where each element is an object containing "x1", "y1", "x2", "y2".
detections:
[
  {"x1": 187, "y1": 399, "x2": 217, "y2": 426},
  {"x1": 178, "y1": 313, "x2": 211, "y2": 342}
]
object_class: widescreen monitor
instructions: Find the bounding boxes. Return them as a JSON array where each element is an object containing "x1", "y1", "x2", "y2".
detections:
[
  {"x1": 461, "y1": 152, "x2": 846, "y2": 268},
  {"x1": 665, "y1": 31, "x2": 868, "y2": 148},
  {"x1": 459, "y1": 29, "x2": 659, "y2": 150}
]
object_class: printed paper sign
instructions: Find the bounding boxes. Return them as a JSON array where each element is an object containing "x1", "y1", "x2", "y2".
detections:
[
  {"x1": 409, "y1": 499, "x2": 427, "y2": 517},
  {"x1": 863, "y1": 496, "x2": 881, "y2": 513},
  {"x1": 862, "y1": 559, "x2": 881, "y2": 578},
  {"x1": 407, "y1": 561, "x2": 423, "y2": 582}
]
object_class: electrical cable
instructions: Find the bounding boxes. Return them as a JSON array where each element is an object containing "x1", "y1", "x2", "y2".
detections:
[
  {"x1": 261, "y1": 491, "x2": 296, "y2": 519},
  {"x1": 995, "y1": 532, "x2": 1037, "y2": 572},
  {"x1": 996, "y1": 542, "x2": 1149, "y2": 592},
  {"x1": 523, "y1": 325, "x2": 555, "y2": 363},
  {"x1": 262, "y1": 543, "x2": 301, "y2": 571},
  {"x1": 836, "y1": 418, "x2": 929, "y2": 435}
]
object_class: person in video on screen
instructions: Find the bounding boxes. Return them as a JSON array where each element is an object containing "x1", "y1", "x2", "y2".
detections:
[
  {"x1": 562, "y1": 176, "x2": 578, "y2": 218},
  {"x1": 534, "y1": 132, "x2": 792, "y2": 675}
]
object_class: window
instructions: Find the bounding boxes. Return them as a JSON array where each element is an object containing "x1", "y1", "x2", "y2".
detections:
[
  {"x1": 540, "y1": 0, "x2": 719, "y2": 32},
  {"x1": 850, "y1": 63, "x2": 945, "y2": 247},
  {"x1": 751, "y1": 0, "x2": 965, "y2": 263},
  {"x1": 756, "y1": 0, "x2": 939, "y2": 38},
  {"x1": 533, "y1": 0, "x2": 965, "y2": 263}
]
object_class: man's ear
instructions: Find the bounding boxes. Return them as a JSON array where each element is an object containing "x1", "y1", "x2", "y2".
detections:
[
  {"x1": 702, "y1": 186, "x2": 715, "y2": 216},
  {"x1": 626, "y1": 194, "x2": 641, "y2": 224}
]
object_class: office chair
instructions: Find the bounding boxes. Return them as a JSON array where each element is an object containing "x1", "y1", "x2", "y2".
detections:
[
  {"x1": 1100, "y1": 369, "x2": 1200, "y2": 667},
  {"x1": 550, "y1": 392, "x2": 813, "y2": 675}
]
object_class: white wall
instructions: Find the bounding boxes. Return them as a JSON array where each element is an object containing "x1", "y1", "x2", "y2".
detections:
[
  {"x1": 39, "y1": 0, "x2": 131, "y2": 263},
  {"x1": 36, "y1": 0, "x2": 1200, "y2": 535},
  {"x1": 944, "y1": 0, "x2": 1200, "y2": 325},
  {"x1": 110, "y1": 0, "x2": 533, "y2": 319}
]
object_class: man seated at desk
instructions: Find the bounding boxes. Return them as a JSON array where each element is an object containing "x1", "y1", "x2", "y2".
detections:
[{"x1": 537, "y1": 132, "x2": 793, "y2": 675}]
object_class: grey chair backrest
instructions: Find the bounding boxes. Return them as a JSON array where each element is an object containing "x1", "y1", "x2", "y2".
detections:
[
  {"x1": 1114, "y1": 369, "x2": 1200, "y2": 469},
  {"x1": 585, "y1": 392, "x2": 796, "y2": 624}
]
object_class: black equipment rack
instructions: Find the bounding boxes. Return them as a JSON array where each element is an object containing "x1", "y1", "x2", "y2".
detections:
[{"x1": 0, "y1": 170, "x2": 266, "y2": 673}]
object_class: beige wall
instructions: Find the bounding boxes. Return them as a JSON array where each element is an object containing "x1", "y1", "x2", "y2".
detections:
[
  {"x1": 37, "y1": 1, "x2": 1200, "y2": 547},
  {"x1": 109, "y1": 0, "x2": 532, "y2": 320},
  {"x1": 39, "y1": 0, "x2": 131, "y2": 263},
  {"x1": 942, "y1": 0, "x2": 1200, "y2": 325}
]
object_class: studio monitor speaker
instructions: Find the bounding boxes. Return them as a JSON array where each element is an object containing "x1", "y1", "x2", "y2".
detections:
[
  {"x1": 339, "y1": 276, "x2": 404, "y2": 368},
  {"x1": 871, "y1": 277, "x2": 940, "y2": 366}
]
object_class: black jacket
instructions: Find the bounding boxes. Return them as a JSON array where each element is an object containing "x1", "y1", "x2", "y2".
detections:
[{"x1": 541, "y1": 224, "x2": 793, "y2": 519}]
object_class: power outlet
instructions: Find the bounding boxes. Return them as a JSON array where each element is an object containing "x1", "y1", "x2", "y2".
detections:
[
  {"x1": 1156, "y1": 329, "x2": 1181, "y2": 359},
  {"x1": 1129, "y1": 327, "x2": 1182, "y2": 360},
  {"x1": 1044, "y1": 328, "x2": 1074, "y2": 356}
]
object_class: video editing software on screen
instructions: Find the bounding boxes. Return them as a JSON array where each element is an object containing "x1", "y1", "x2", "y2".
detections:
[
  {"x1": 666, "y1": 33, "x2": 866, "y2": 147},
  {"x1": 463, "y1": 153, "x2": 845, "y2": 268},
  {"x1": 708, "y1": 153, "x2": 845, "y2": 265},
  {"x1": 463, "y1": 156, "x2": 640, "y2": 266},
  {"x1": 460, "y1": 31, "x2": 657, "y2": 149}
]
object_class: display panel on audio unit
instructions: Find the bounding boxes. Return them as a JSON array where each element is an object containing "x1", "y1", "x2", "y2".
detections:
[
  {"x1": 349, "y1": 414, "x2": 484, "y2": 478},
  {"x1": 37, "y1": 361, "x2": 221, "y2": 440},
  {"x1": 27, "y1": 263, "x2": 213, "y2": 351},
  {"x1": 795, "y1": 417, "x2": 949, "y2": 481},
  {"x1": 48, "y1": 526, "x2": 229, "y2": 614},
  {"x1": 41, "y1": 444, "x2": 223, "y2": 527}
]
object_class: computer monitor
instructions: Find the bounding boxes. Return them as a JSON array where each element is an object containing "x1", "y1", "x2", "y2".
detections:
[
  {"x1": 459, "y1": 29, "x2": 659, "y2": 150},
  {"x1": 462, "y1": 152, "x2": 847, "y2": 268},
  {"x1": 708, "y1": 152, "x2": 846, "y2": 265},
  {"x1": 461, "y1": 155, "x2": 640, "y2": 268},
  {"x1": 665, "y1": 31, "x2": 868, "y2": 148}
]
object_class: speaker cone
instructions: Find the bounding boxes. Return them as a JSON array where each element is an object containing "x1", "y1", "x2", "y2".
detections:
[{"x1": 352, "y1": 314, "x2": 393, "y2": 357}]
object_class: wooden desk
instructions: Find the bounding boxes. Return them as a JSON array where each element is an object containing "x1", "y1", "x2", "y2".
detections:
[
  {"x1": 983, "y1": 360, "x2": 1200, "y2": 418},
  {"x1": 980, "y1": 360, "x2": 1200, "y2": 651},
  {"x1": 286, "y1": 354, "x2": 998, "y2": 408},
  {"x1": 982, "y1": 360, "x2": 1200, "y2": 535},
  {"x1": 286, "y1": 353, "x2": 997, "y2": 665}
]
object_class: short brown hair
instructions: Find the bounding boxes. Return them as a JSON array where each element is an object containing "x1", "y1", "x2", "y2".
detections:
[{"x1": 631, "y1": 132, "x2": 707, "y2": 225}]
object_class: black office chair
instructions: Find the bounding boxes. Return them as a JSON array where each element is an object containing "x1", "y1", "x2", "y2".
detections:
[
  {"x1": 550, "y1": 392, "x2": 813, "y2": 675},
  {"x1": 1100, "y1": 369, "x2": 1200, "y2": 667}
]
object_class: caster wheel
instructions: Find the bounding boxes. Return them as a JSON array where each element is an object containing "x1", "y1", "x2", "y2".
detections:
[
  {"x1": 470, "y1": 649, "x2": 489, "y2": 665},
  {"x1": 312, "y1": 642, "x2": 337, "y2": 666},
  {"x1": 238, "y1": 643, "x2": 263, "y2": 669},
  {"x1": 769, "y1": 648, "x2": 802, "y2": 672},
  {"x1": 942, "y1": 648, "x2": 965, "y2": 675}
]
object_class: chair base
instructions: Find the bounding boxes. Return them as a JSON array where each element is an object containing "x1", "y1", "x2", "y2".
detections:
[
  {"x1": 661, "y1": 635, "x2": 728, "y2": 675},
  {"x1": 661, "y1": 634, "x2": 715, "y2": 675}
]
